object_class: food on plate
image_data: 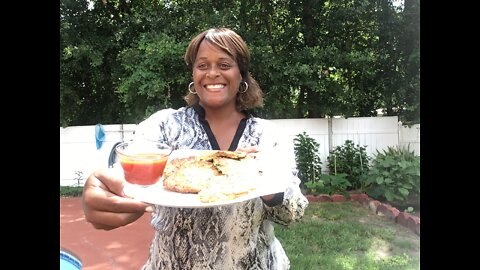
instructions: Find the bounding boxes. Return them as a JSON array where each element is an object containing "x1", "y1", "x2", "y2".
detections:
[
  {"x1": 115, "y1": 141, "x2": 171, "y2": 185},
  {"x1": 162, "y1": 150, "x2": 259, "y2": 203},
  {"x1": 198, "y1": 174, "x2": 257, "y2": 203},
  {"x1": 162, "y1": 156, "x2": 220, "y2": 193},
  {"x1": 118, "y1": 153, "x2": 169, "y2": 185}
]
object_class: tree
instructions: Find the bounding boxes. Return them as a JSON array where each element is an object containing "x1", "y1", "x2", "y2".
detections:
[
  {"x1": 60, "y1": 0, "x2": 131, "y2": 126},
  {"x1": 60, "y1": 0, "x2": 420, "y2": 126}
]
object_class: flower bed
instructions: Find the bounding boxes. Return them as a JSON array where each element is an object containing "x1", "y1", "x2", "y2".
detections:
[{"x1": 305, "y1": 193, "x2": 420, "y2": 236}]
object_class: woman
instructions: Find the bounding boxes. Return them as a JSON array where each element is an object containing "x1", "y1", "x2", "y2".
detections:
[{"x1": 82, "y1": 27, "x2": 308, "y2": 270}]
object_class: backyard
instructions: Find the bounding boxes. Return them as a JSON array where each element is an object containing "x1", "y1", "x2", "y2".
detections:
[
  {"x1": 275, "y1": 201, "x2": 420, "y2": 270},
  {"x1": 60, "y1": 187, "x2": 420, "y2": 270}
]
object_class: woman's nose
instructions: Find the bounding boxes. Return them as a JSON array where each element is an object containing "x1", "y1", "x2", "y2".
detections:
[{"x1": 206, "y1": 66, "x2": 220, "y2": 78}]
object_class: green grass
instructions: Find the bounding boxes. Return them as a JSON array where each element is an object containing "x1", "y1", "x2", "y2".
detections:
[
  {"x1": 60, "y1": 186, "x2": 83, "y2": 197},
  {"x1": 274, "y1": 202, "x2": 420, "y2": 270}
]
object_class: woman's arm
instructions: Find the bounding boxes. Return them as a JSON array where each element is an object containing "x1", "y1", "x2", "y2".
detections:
[{"x1": 262, "y1": 171, "x2": 309, "y2": 226}]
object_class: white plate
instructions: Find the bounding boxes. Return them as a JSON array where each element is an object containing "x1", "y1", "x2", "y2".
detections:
[
  {"x1": 123, "y1": 180, "x2": 284, "y2": 208},
  {"x1": 122, "y1": 149, "x2": 287, "y2": 208}
]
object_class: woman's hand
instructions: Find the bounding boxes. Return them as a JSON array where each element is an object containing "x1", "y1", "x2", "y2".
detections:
[
  {"x1": 260, "y1": 194, "x2": 275, "y2": 201},
  {"x1": 82, "y1": 168, "x2": 153, "y2": 230},
  {"x1": 236, "y1": 146, "x2": 259, "y2": 154}
]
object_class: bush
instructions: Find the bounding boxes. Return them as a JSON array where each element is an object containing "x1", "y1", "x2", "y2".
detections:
[
  {"x1": 60, "y1": 186, "x2": 84, "y2": 197},
  {"x1": 305, "y1": 173, "x2": 351, "y2": 196},
  {"x1": 327, "y1": 140, "x2": 370, "y2": 190},
  {"x1": 364, "y1": 146, "x2": 420, "y2": 204},
  {"x1": 293, "y1": 132, "x2": 322, "y2": 189}
]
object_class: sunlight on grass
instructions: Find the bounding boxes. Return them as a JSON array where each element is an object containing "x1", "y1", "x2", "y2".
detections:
[
  {"x1": 334, "y1": 255, "x2": 358, "y2": 270},
  {"x1": 368, "y1": 237, "x2": 393, "y2": 260},
  {"x1": 274, "y1": 202, "x2": 420, "y2": 270}
]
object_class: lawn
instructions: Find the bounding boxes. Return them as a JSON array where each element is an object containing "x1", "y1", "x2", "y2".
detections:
[{"x1": 274, "y1": 202, "x2": 420, "y2": 270}]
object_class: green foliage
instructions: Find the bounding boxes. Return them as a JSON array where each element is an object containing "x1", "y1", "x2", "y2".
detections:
[
  {"x1": 404, "y1": 206, "x2": 415, "y2": 214},
  {"x1": 117, "y1": 32, "x2": 190, "y2": 122},
  {"x1": 327, "y1": 140, "x2": 370, "y2": 190},
  {"x1": 305, "y1": 173, "x2": 351, "y2": 196},
  {"x1": 293, "y1": 132, "x2": 322, "y2": 188},
  {"x1": 60, "y1": 186, "x2": 83, "y2": 197},
  {"x1": 364, "y1": 146, "x2": 420, "y2": 203},
  {"x1": 60, "y1": 0, "x2": 130, "y2": 126},
  {"x1": 61, "y1": 170, "x2": 85, "y2": 197},
  {"x1": 60, "y1": 0, "x2": 420, "y2": 126}
]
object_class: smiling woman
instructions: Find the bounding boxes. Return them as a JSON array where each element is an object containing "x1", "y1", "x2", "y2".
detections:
[
  {"x1": 191, "y1": 40, "x2": 243, "y2": 111},
  {"x1": 82, "y1": 28, "x2": 308, "y2": 270},
  {"x1": 183, "y1": 28, "x2": 263, "y2": 113}
]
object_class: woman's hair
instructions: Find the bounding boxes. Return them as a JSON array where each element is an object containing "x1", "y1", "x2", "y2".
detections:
[{"x1": 183, "y1": 28, "x2": 263, "y2": 111}]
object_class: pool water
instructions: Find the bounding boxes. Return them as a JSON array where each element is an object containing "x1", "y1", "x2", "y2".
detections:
[{"x1": 60, "y1": 250, "x2": 82, "y2": 270}]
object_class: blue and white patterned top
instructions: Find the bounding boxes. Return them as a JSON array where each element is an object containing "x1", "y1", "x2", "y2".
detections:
[{"x1": 134, "y1": 105, "x2": 308, "y2": 270}]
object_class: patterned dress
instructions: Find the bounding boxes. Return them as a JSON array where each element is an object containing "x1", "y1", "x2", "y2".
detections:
[{"x1": 134, "y1": 105, "x2": 309, "y2": 270}]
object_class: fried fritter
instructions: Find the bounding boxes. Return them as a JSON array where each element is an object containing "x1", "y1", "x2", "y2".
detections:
[
  {"x1": 162, "y1": 150, "x2": 259, "y2": 203},
  {"x1": 162, "y1": 156, "x2": 221, "y2": 193}
]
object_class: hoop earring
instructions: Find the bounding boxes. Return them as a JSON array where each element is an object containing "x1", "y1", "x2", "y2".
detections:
[
  {"x1": 239, "y1": 81, "x2": 249, "y2": 93},
  {"x1": 188, "y1": 82, "x2": 197, "y2": 94}
]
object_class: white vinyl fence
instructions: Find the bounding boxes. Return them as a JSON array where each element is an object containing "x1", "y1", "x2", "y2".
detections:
[{"x1": 60, "y1": 116, "x2": 419, "y2": 186}]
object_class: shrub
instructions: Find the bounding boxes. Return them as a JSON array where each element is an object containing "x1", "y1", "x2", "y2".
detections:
[
  {"x1": 327, "y1": 140, "x2": 370, "y2": 190},
  {"x1": 293, "y1": 132, "x2": 322, "y2": 189},
  {"x1": 60, "y1": 186, "x2": 84, "y2": 197},
  {"x1": 364, "y1": 146, "x2": 420, "y2": 204},
  {"x1": 305, "y1": 173, "x2": 351, "y2": 196}
]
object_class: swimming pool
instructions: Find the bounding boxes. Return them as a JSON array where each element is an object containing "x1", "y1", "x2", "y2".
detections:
[{"x1": 60, "y1": 249, "x2": 82, "y2": 270}]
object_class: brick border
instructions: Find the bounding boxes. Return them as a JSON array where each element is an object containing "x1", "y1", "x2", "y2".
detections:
[{"x1": 305, "y1": 193, "x2": 420, "y2": 236}]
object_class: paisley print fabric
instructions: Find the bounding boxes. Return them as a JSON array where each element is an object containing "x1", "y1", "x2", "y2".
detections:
[{"x1": 133, "y1": 106, "x2": 309, "y2": 270}]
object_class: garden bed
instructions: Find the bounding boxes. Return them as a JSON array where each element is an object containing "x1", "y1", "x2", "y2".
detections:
[{"x1": 305, "y1": 192, "x2": 420, "y2": 236}]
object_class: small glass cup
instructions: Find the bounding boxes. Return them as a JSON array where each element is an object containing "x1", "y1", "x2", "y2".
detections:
[{"x1": 115, "y1": 141, "x2": 171, "y2": 186}]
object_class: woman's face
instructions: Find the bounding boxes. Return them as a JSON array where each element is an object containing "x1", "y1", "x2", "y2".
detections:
[{"x1": 192, "y1": 40, "x2": 242, "y2": 110}]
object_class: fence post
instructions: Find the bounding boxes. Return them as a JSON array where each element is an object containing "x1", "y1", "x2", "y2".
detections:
[{"x1": 328, "y1": 117, "x2": 333, "y2": 153}]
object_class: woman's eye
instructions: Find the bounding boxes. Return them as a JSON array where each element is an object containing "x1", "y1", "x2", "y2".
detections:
[
  {"x1": 197, "y1": 63, "x2": 207, "y2": 70},
  {"x1": 220, "y1": 63, "x2": 231, "y2": 69}
]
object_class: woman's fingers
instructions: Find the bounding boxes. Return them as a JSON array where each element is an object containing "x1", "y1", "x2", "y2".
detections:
[
  {"x1": 92, "y1": 168, "x2": 128, "y2": 197},
  {"x1": 84, "y1": 208, "x2": 147, "y2": 230},
  {"x1": 82, "y1": 168, "x2": 154, "y2": 230},
  {"x1": 83, "y1": 168, "x2": 150, "y2": 213},
  {"x1": 236, "y1": 146, "x2": 259, "y2": 153},
  {"x1": 83, "y1": 185, "x2": 151, "y2": 214}
]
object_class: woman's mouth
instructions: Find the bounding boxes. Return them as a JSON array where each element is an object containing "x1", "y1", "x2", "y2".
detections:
[{"x1": 204, "y1": 84, "x2": 226, "y2": 90}]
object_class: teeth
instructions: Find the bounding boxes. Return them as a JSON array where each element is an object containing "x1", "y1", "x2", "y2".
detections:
[{"x1": 206, "y1": 84, "x2": 224, "y2": 89}]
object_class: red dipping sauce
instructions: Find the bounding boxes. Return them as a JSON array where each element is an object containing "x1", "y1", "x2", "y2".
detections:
[
  {"x1": 115, "y1": 142, "x2": 171, "y2": 186},
  {"x1": 119, "y1": 154, "x2": 169, "y2": 185}
]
